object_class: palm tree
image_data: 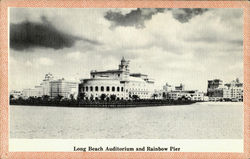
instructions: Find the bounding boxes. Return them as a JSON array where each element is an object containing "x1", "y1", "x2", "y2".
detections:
[
  {"x1": 110, "y1": 94, "x2": 117, "y2": 101},
  {"x1": 132, "y1": 94, "x2": 139, "y2": 100},
  {"x1": 162, "y1": 92, "x2": 166, "y2": 99},
  {"x1": 42, "y1": 95, "x2": 50, "y2": 103},
  {"x1": 78, "y1": 92, "x2": 86, "y2": 100},
  {"x1": 70, "y1": 94, "x2": 75, "y2": 101},
  {"x1": 90, "y1": 94, "x2": 94, "y2": 101},
  {"x1": 100, "y1": 94, "x2": 107, "y2": 101},
  {"x1": 152, "y1": 93, "x2": 158, "y2": 100},
  {"x1": 9, "y1": 95, "x2": 14, "y2": 100}
]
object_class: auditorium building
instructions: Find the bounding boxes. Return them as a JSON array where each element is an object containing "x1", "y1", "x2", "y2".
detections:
[{"x1": 79, "y1": 57, "x2": 155, "y2": 100}]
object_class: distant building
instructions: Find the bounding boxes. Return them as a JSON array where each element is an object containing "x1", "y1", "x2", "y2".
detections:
[
  {"x1": 50, "y1": 78, "x2": 79, "y2": 99},
  {"x1": 162, "y1": 83, "x2": 204, "y2": 101},
  {"x1": 175, "y1": 83, "x2": 185, "y2": 91},
  {"x1": 207, "y1": 78, "x2": 243, "y2": 101},
  {"x1": 163, "y1": 83, "x2": 175, "y2": 92},
  {"x1": 223, "y1": 78, "x2": 243, "y2": 101},
  {"x1": 22, "y1": 88, "x2": 42, "y2": 99},
  {"x1": 79, "y1": 57, "x2": 155, "y2": 100},
  {"x1": 40, "y1": 73, "x2": 54, "y2": 96},
  {"x1": 21, "y1": 73, "x2": 79, "y2": 99},
  {"x1": 185, "y1": 90, "x2": 204, "y2": 101},
  {"x1": 9, "y1": 90, "x2": 22, "y2": 99},
  {"x1": 168, "y1": 90, "x2": 204, "y2": 101},
  {"x1": 207, "y1": 79, "x2": 224, "y2": 101},
  {"x1": 21, "y1": 73, "x2": 54, "y2": 99}
]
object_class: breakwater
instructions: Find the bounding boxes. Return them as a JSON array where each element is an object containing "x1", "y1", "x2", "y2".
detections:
[{"x1": 9, "y1": 98, "x2": 195, "y2": 108}]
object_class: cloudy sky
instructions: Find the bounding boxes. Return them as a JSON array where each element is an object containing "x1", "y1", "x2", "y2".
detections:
[{"x1": 9, "y1": 8, "x2": 243, "y2": 91}]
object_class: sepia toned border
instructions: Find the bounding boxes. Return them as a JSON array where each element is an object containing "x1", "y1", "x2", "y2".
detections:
[{"x1": 0, "y1": 0, "x2": 249, "y2": 158}]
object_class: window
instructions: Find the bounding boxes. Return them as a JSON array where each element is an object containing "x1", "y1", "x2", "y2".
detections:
[
  {"x1": 95, "y1": 86, "x2": 98, "y2": 91},
  {"x1": 101, "y1": 86, "x2": 104, "y2": 92},
  {"x1": 121, "y1": 87, "x2": 124, "y2": 92},
  {"x1": 92, "y1": 75, "x2": 95, "y2": 78},
  {"x1": 118, "y1": 74, "x2": 120, "y2": 77},
  {"x1": 106, "y1": 86, "x2": 110, "y2": 92},
  {"x1": 117, "y1": 87, "x2": 120, "y2": 92},
  {"x1": 90, "y1": 86, "x2": 93, "y2": 91},
  {"x1": 112, "y1": 86, "x2": 115, "y2": 92},
  {"x1": 86, "y1": 87, "x2": 88, "y2": 92}
]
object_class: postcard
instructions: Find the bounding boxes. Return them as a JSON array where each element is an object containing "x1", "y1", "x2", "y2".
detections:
[{"x1": 0, "y1": 0, "x2": 249, "y2": 159}]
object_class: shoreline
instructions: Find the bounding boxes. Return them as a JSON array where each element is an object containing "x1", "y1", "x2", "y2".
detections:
[{"x1": 9, "y1": 100, "x2": 196, "y2": 108}]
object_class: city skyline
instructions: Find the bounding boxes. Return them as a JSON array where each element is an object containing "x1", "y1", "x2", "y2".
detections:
[{"x1": 9, "y1": 8, "x2": 243, "y2": 92}]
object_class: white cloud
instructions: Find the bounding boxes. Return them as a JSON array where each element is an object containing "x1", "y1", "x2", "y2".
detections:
[
  {"x1": 24, "y1": 60, "x2": 33, "y2": 67},
  {"x1": 37, "y1": 57, "x2": 54, "y2": 66},
  {"x1": 66, "y1": 51, "x2": 82, "y2": 61}
]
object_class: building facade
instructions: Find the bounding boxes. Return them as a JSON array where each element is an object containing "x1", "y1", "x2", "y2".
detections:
[
  {"x1": 163, "y1": 83, "x2": 175, "y2": 92},
  {"x1": 207, "y1": 78, "x2": 243, "y2": 101},
  {"x1": 207, "y1": 79, "x2": 224, "y2": 101},
  {"x1": 9, "y1": 90, "x2": 22, "y2": 99},
  {"x1": 22, "y1": 88, "x2": 42, "y2": 99},
  {"x1": 50, "y1": 78, "x2": 79, "y2": 99},
  {"x1": 21, "y1": 73, "x2": 79, "y2": 99},
  {"x1": 162, "y1": 83, "x2": 205, "y2": 101},
  {"x1": 40, "y1": 73, "x2": 54, "y2": 96},
  {"x1": 79, "y1": 57, "x2": 155, "y2": 100},
  {"x1": 167, "y1": 90, "x2": 205, "y2": 101},
  {"x1": 223, "y1": 78, "x2": 243, "y2": 101}
]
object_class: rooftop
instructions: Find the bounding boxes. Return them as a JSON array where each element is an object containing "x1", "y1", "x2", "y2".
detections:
[{"x1": 90, "y1": 69, "x2": 123, "y2": 74}]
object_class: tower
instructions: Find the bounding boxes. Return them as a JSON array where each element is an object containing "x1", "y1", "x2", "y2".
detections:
[
  {"x1": 118, "y1": 57, "x2": 130, "y2": 81},
  {"x1": 41, "y1": 73, "x2": 54, "y2": 96},
  {"x1": 119, "y1": 57, "x2": 129, "y2": 71}
]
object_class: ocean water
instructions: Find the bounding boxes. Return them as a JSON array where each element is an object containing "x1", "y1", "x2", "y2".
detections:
[{"x1": 10, "y1": 102, "x2": 243, "y2": 139}]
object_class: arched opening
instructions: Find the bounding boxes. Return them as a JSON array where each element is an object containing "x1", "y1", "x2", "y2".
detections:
[
  {"x1": 86, "y1": 87, "x2": 88, "y2": 92},
  {"x1": 112, "y1": 86, "x2": 115, "y2": 92},
  {"x1": 101, "y1": 86, "x2": 104, "y2": 92},
  {"x1": 95, "y1": 86, "x2": 98, "y2": 91},
  {"x1": 90, "y1": 86, "x2": 93, "y2": 91},
  {"x1": 106, "y1": 86, "x2": 110, "y2": 92},
  {"x1": 117, "y1": 87, "x2": 120, "y2": 92}
]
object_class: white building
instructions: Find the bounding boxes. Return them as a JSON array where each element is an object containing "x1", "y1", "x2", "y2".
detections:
[
  {"x1": 50, "y1": 78, "x2": 79, "y2": 99},
  {"x1": 9, "y1": 90, "x2": 22, "y2": 99},
  {"x1": 22, "y1": 88, "x2": 41, "y2": 99},
  {"x1": 163, "y1": 82, "x2": 205, "y2": 101},
  {"x1": 163, "y1": 83, "x2": 175, "y2": 92},
  {"x1": 40, "y1": 73, "x2": 54, "y2": 96},
  {"x1": 21, "y1": 73, "x2": 79, "y2": 99},
  {"x1": 223, "y1": 78, "x2": 243, "y2": 101},
  {"x1": 79, "y1": 57, "x2": 155, "y2": 100},
  {"x1": 168, "y1": 90, "x2": 204, "y2": 101}
]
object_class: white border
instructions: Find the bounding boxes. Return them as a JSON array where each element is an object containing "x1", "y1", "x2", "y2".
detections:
[
  {"x1": 9, "y1": 139, "x2": 243, "y2": 152},
  {"x1": 8, "y1": 7, "x2": 245, "y2": 154}
]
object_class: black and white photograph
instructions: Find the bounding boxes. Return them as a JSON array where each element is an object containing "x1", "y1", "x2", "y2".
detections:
[{"x1": 9, "y1": 8, "x2": 243, "y2": 141}]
